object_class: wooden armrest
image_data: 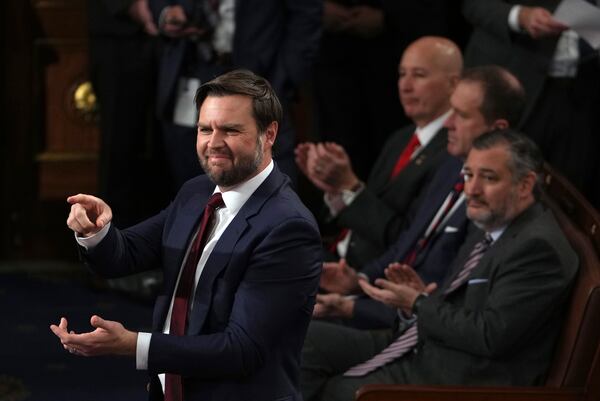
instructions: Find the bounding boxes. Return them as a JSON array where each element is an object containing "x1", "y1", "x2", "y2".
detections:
[{"x1": 355, "y1": 384, "x2": 583, "y2": 401}]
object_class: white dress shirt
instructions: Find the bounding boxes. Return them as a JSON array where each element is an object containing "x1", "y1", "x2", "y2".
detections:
[
  {"x1": 509, "y1": 5, "x2": 580, "y2": 77},
  {"x1": 77, "y1": 160, "x2": 274, "y2": 392}
]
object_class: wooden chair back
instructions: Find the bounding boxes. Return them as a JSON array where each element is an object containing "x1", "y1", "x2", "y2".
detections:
[{"x1": 355, "y1": 163, "x2": 600, "y2": 401}]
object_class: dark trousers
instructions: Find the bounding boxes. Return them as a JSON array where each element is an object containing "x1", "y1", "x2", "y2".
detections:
[{"x1": 300, "y1": 320, "x2": 411, "y2": 401}]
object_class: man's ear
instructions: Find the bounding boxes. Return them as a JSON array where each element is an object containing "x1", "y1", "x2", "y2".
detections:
[
  {"x1": 519, "y1": 171, "x2": 537, "y2": 198},
  {"x1": 491, "y1": 119, "x2": 509, "y2": 131},
  {"x1": 448, "y1": 74, "x2": 460, "y2": 92},
  {"x1": 264, "y1": 121, "x2": 278, "y2": 146}
]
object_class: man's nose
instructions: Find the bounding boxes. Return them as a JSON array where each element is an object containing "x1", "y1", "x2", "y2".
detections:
[
  {"x1": 465, "y1": 177, "x2": 482, "y2": 196},
  {"x1": 399, "y1": 76, "x2": 413, "y2": 92},
  {"x1": 443, "y1": 112, "x2": 456, "y2": 129},
  {"x1": 207, "y1": 129, "x2": 226, "y2": 147}
]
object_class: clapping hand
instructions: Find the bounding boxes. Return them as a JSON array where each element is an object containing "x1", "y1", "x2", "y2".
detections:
[
  {"x1": 50, "y1": 315, "x2": 137, "y2": 357},
  {"x1": 359, "y1": 263, "x2": 436, "y2": 314},
  {"x1": 319, "y1": 258, "x2": 360, "y2": 295}
]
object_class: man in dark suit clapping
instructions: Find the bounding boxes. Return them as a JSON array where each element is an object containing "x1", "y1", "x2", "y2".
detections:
[{"x1": 302, "y1": 129, "x2": 578, "y2": 400}]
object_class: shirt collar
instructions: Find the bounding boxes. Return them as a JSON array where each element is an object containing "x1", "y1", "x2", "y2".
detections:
[
  {"x1": 214, "y1": 160, "x2": 274, "y2": 215},
  {"x1": 415, "y1": 109, "x2": 452, "y2": 147},
  {"x1": 488, "y1": 226, "x2": 507, "y2": 243}
]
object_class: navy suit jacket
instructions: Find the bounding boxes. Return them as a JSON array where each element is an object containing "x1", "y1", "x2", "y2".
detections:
[
  {"x1": 149, "y1": 0, "x2": 322, "y2": 117},
  {"x1": 350, "y1": 155, "x2": 473, "y2": 328},
  {"x1": 83, "y1": 167, "x2": 323, "y2": 401}
]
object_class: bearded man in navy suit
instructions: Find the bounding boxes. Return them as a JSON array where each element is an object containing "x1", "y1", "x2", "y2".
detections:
[{"x1": 51, "y1": 70, "x2": 322, "y2": 401}]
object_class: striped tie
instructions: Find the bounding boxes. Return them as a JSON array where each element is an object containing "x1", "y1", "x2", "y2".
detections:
[
  {"x1": 344, "y1": 234, "x2": 493, "y2": 377},
  {"x1": 445, "y1": 234, "x2": 493, "y2": 294}
]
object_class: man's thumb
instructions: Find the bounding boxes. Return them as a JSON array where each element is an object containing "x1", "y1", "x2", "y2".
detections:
[{"x1": 90, "y1": 315, "x2": 107, "y2": 329}]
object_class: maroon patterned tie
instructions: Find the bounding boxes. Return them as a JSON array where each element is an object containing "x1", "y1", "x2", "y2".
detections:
[
  {"x1": 165, "y1": 192, "x2": 224, "y2": 401},
  {"x1": 344, "y1": 234, "x2": 493, "y2": 377}
]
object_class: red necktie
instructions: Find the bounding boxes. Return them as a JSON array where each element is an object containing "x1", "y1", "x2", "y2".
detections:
[
  {"x1": 330, "y1": 134, "x2": 421, "y2": 255},
  {"x1": 390, "y1": 134, "x2": 421, "y2": 179},
  {"x1": 165, "y1": 192, "x2": 225, "y2": 401}
]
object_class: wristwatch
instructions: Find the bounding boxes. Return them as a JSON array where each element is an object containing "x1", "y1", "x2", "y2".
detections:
[
  {"x1": 340, "y1": 181, "x2": 365, "y2": 206},
  {"x1": 412, "y1": 293, "x2": 428, "y2": 315}
]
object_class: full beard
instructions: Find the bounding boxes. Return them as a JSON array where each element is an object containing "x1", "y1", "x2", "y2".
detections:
[
  {"x1": 468, "y1": 208, "x2": 505, "y2": 231},
  {"x1": 200, "y1": 135, "x2": 264, "y2": 187},
  {"x1": 466, "y1": 190, "x2": 518, "y2": 231}
]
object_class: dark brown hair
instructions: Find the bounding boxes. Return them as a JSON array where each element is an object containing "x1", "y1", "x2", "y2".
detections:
[{"x1": 195, "y1": 69, "x2": 283, "y2": 133}]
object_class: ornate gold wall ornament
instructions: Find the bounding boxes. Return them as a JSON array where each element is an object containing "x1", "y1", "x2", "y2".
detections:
[{"x1": 69, "y1": 80, "x2": 99, "y2": 124}]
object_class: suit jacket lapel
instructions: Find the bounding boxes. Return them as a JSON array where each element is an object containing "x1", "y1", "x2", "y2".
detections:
[
  {"x1": 153, "y1": 189, "x2": 214, "y2": 331},
  {"x1": 187, "y1": 167, "x2": 286, "y2": 334},
  {"x1": 368, "y1": 125, "x2": 415, "y2": 192},
  {"x1": 473, "y1": 203, "x2": 543, "y2": 271},
  {"x1": 379, "y1": 127, "x2": 447, "y2": 195},
  {"x1": 442, "y1": 203, "x2": 543, "y2": 293},
  {"x1": 408, "y1": 159, "x2": 463, "y2": 246}
]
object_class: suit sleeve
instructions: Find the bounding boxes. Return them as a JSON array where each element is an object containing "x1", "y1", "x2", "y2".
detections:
[
  {"x1": 147, "y1": 216, "x2": 322, "y2": 378},
  {"x1": 83, "y1": 208, "x2": 168, "y2": 277},
  {"x1": 337, "y1": 188, "x2": 409, "y2": 251},
  {"x1": 350, "y1": 296, "x2": 398, "y2": 329},
  {"x1": 334, "y1": 130, "x2": 415, "y2": 250},
  {"x1": 269, "y1": 0, "x2": 322, "y2": 98},
  {"x1": 462, "y1": 0, "x2": 514, "y2": 40},
  {"x1": 417, "y1": 237, "x2": 576, "y2": 358}
]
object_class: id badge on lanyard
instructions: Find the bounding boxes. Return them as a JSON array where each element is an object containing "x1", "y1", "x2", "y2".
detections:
[{"x1": 173, "y1": 77, "x2": 201, "y2": 127}]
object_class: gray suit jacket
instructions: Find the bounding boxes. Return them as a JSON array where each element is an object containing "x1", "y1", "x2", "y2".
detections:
[
  {"x1": 410, "y1": 202, "x2": 578, "y2": 385},
  {"x1": 335, "y1": 125, "x2": 448, "y2": 267}
]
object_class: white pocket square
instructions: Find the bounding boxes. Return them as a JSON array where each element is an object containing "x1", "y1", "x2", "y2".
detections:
[
  {"x1": 444, "y1": 226, "x2": 459, "y2": 233},
  {"x1": 468, "y1": 278, "x2": 488, "y2": 285}
]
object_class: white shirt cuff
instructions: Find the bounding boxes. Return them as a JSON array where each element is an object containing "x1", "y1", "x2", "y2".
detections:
[
  {"x1": 324, "y1": 183, "x2": 365, "y2": 217},
  {"x1": 74, "y1": 222, "x2": 111, "y2": 250},
  {"x1": 158, "y1": 6, "x2": 170, "y2": 29},
  {"x1": 508, "y1": 5, "x2": 523, "y2": 32},
  {"x1": 136, "y1": 332, "x2": 152, "y2": 370},
  {"x1": 323, "y1": 193, "x2": 346, "y2": 217},
  {"x1": 397, "y1": 309, "x2": 418, "y2": 325}
]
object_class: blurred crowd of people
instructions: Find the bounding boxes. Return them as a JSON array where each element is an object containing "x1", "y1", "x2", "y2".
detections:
[{"x1": 89, "y1": 0, "x2": 600, "y2": 226}]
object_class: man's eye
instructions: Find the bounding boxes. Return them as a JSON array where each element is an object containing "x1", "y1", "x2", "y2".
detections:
[{"x1": 198, "y1": 128, "x2": 212, "y2": 135}]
